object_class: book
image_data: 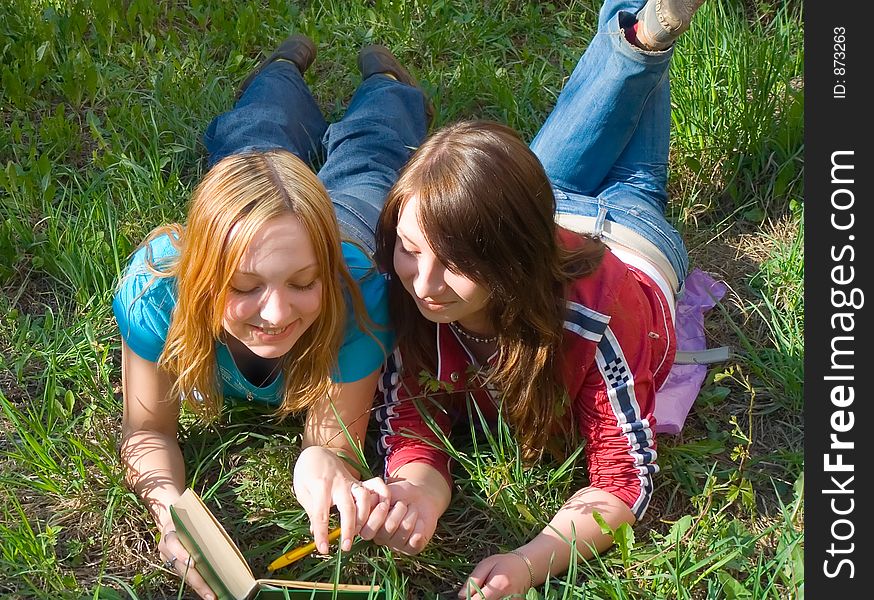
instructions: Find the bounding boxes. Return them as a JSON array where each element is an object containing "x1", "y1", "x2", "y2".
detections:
[{"x1": 169, "y1": 488, "x2": 384, "y2": 600}]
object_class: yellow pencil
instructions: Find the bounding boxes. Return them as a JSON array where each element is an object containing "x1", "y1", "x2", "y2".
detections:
[{"x1": 267, "y1": 527, "x2": 342, "y2": 572}]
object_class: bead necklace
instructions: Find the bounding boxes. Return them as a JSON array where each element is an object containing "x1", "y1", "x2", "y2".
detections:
[{"x1": 449, "y1": 321, "x2": 498, "y2": 345}]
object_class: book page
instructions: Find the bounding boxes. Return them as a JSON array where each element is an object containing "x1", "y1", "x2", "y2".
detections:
[
  {"x1": 171, "y1": 489, "x2": 256, "y2": 600},
  {"x1": 253, "y1": 580, "x2": 384, "y2": 599}
]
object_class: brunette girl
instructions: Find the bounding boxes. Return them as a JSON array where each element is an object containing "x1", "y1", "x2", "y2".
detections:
[
  {"x1": 114, "y1": 37, "x2": 429, "y2": 599},
  {"x1": 372, "y1": 0, "x2": 704, "y2": 597}
]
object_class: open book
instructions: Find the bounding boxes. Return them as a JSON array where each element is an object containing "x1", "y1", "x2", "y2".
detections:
[{"x1": 170, "y1": 489, "x2": 384, "y2": 600}]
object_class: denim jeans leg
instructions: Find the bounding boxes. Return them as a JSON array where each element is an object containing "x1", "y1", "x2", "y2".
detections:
[
  {"x1": 317, "y1": 75, "x2": 429, "y2": 254},
  {"x1": 529, "y1": 4, "x2": 672, "y2": 196},
  {"x1": 203, "y1": 61, "x2": 328, "y2": 169},
  {"x1": 597, "y1": 0, "x2": 649, "y2": 30},
  {"x1": 529, "y1": 2, "x2": 687, "y2": 285},
  {"x1": 595, "y1": 58, "x2": 690, "y2": 283}
]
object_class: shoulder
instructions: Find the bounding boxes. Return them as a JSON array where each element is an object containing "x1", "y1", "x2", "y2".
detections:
[
  {"x1": 334, "y1": 241, "x2": 394, "y2": 382},
  {"x1": 115, "y1": 234, "x2": 179, "y2": 301},
  {"x1": 112, "y1": 234, "x2": 179, "y2": 362},
  {"x1": 340, "y1": 241, "x2": 388, "y2": 298},
  {"x1": 124, "y1": 233, "x2": 179, "y2": 274},
  {"x1": 341, "y1": 241, "x2": 377, "y2": 278}
]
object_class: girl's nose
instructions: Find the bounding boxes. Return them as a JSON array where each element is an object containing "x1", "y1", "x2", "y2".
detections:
[
  {"x1": 412, "y1": 256, "x2": 447, "y2": 299},
  {"x1": 259, "y1": 287, "x2": 294, "y2": 325}
]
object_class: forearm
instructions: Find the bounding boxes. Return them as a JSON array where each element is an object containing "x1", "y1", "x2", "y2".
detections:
[
  {"x1": 120, "y1": 429, "x2": 187, "y2": 532},
  {"x1": 513, "y1": 486, "x2": 635, "y2": 586},
  {"x1": 302, "y1": 370, "x2": 380, "y2": 451}
]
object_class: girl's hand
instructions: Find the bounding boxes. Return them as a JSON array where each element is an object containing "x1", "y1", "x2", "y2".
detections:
[
  {"x1": 458, "y1": 552, "x2": 533, "y2": 599},
  {"x1": 293, "y1": 445, "x2": 390, "y2": 553},
  {"x1": 158, "y1": 527, "x2": 216, "y2": 600},
  {"x1": 370, "y1": 477, "x2": 441, "y2": 555}
]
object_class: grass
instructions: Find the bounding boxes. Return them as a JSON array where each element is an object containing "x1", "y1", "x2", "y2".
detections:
[{"x1": 0, "y1": 0, "x2": 803, "y2": 598}]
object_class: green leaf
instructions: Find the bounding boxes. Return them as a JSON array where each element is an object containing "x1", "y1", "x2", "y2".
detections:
[
  {"x1": 591, "y1": 510, "x2": 611, "y2": 535},
  {"x1": 64, "y1": 390, "x2": 75, "y2": 415},
  {"x1": 698, "y1": 385, "x2": 731, "y2": 406},
  {"x1": 36, "y1": 41, "x2": 51, "y2": 63},
  {"x1": 613, "y1": 521, "x2": 635, "y2": 564},
  {"x1": 667, "y1": 515, "x2": 694, "y2": 544},
  {"x1": 92, "y1": 586, "x2": 125, "y2": 600},
  {"x1": 773, "y1": 161, "x2": 796, "y2": 198},
  {"x1": 742, "y1": 206, "x2": 765, "y2": 222},
  {"x1": 84, "y1": 63, "x2": 99, "y2": 102},
  {"x1": 2, "y1": 67, "x2": 25, "y2": 104},
  {"x1": 685, "y1": 155, "x2": 702, "y2": 173},
  {"x1": 514, "y1": 502, "x2": 537, "y2": 524},
  {"x1": 716, "y1": 571, "x2": 753, "y2": 599},
  {"x1": 793, "y1": 473, "x2": 804, "y2": 502}
]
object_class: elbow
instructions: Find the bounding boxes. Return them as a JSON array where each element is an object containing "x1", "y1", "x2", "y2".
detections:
[{"x1": 567, "y1": 485, "x2": 639, "y2": 527}]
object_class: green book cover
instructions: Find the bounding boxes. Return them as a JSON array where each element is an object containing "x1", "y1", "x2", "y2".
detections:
[{"x1": 169, "y1": 489, "x2": 384, "y2": 600}]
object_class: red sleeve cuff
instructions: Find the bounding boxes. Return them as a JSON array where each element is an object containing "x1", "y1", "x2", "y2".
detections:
[{"x1": 386, "y1": 447, "x2": 453, "y2": 490}]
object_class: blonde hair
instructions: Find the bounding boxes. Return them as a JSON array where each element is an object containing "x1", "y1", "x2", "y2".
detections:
[{"x1": 141, "y1": 149, "x2": 369, "y2": 420}]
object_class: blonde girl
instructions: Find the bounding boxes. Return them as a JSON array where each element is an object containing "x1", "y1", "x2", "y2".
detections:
[{"x1": 114, "y1": 37, "x2": 430, "y2": 600}]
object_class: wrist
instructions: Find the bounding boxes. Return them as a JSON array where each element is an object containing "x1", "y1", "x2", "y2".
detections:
[
  {"x1": 156, "y1": 508, "x2": 179, "y2": 539},
  {"x1": 296, "y1": 444, "x2": 361, "y2": 479},
  {"x1": 508, "y1": 549, "x2": 535, "y2": 590},
  {"x1": 392, "y1": 463, "x2": 452, "y2": 511}
]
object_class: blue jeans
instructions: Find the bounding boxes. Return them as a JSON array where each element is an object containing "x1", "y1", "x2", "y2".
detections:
[
  {"x1": 530, "y1": 0, "x2": 689, "y2": 287},
  {"x1": 204, "y1": 61, "x2": 429, "y2": 254}
]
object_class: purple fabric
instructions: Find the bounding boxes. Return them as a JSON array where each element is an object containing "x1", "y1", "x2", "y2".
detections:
[{"x1": 654, "y1": 268, "x2": 728, "y2": 434}]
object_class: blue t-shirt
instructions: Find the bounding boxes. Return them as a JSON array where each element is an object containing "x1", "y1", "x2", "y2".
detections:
[{"x1": 112, "y1": 234, "x2": 394, "y2": 406}]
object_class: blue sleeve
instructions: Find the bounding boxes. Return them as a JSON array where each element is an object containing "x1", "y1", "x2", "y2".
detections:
[
  {"x1": 112, "y1": 237, "x2": 178, "y2": 363},
  {"x1": 333, "y1": 245, "x2": 396, "y2": 383}
]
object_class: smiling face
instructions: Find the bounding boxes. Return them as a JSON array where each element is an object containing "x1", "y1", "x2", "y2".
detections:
[
  {"x1": 393, "y1": 195, "x2": 492, "y2": 333},
  {"x1": 222, "y1": 213, "x2": 323, "y2": 359}
]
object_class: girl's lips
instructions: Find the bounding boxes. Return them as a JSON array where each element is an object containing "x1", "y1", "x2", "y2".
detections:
[
  {"x1": 251, "y1": 320, "x2": 298, "y2": 342},
  {"x1": 417, "y1": 297, "x2": 453, "y2": 310}
]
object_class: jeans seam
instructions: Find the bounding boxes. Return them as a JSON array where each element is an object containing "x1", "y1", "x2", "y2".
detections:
[
  {"x1": 605, "y1": 204, "x2": 682, "y2": 256},
  {"x1": 337, "y1": 201, "x2": 375, "y2": 235}
]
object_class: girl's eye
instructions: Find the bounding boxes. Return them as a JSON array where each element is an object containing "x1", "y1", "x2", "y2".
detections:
[
  {"x1": 229, "y1": 286, "x2": 257, "y2": 295},
  {"x1": 291, "y1": 279, "x2": 318, "y2": 291},
  {"x1": 399, "y1": 245, "x2": 418, "y2": 256}
]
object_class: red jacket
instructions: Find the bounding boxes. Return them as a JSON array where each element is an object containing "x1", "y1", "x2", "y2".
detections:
[{"x1": 375, "y1": 228, "x2": 675, "y2": 519}]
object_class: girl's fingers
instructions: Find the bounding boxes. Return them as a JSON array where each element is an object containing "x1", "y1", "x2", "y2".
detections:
[
  {"x1": 458, "y1": 559, "x2": 495, "y2": 599},
  {"x1": 357, "y1": 476, "x2": 391, "y2": 540},
  {"x1": 350, "y1": 481, "x2": 373, "y2": 536},
  {"x1": 302, "y1": 491, "x2": 333, "y2": 555},
  {"x1": 382, "y1": 501, "x2": 407, "y2": 538},
  {"x1": 334, "y1": 489, "x2": 357, "y2": 552},
  {"x1": 161, "y1": 537, "x2": 216, "y2": 600},
  {"x1": 406, "y1": 516, "x2": 430, "y2": 554},
  {"x1": 372, "y1": 502, "x2": 407, "y2": 546},
  {"x1": 387, "y1": 506, "x2": 419, "y2": 552},
  {"x1": 176, "y1": 556, "x2": 217, "y2": 600},
  {"x1": 359, "y1": 493, "x2": 391, "y2": 540},
  {"x1": 360, "y1": 476, "x2": 391, "y2": 503}
]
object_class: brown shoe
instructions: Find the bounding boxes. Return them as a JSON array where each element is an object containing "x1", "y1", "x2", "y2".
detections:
[
  {"x1": 236, "y1": 34, "x2": 317, "y2": 100},
  {"x1": 357, "y1": 44, "x2": 434, "y2": 126}
]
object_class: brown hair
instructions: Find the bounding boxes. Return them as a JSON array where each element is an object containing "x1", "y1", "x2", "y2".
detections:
[
  {"x1": 375, "y1": 120, "x2": 605, "y2": 459},
  {"x1": 140, "y1": 149, "x2": 369, "y2": 420}
]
